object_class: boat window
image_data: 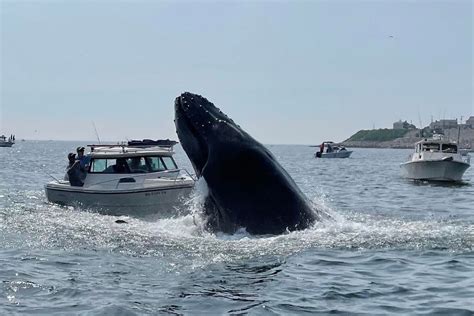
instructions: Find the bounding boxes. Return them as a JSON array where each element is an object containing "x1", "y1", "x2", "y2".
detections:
[
  {"x1": 126, "y1": 157, "x2": 149, "y2": 173},
  {"x1": 90, "y1": 158, "x2": 131, "y2": 173},
  {"x1": 162, "y1": 156, "x2": 178, "y2": 170},
  {"x1": 441, "y1": 144, "x2": 457, "y2": 153},
  {"x1": 146, "y1": 156, "x2": 166, "y2": 172},
  {"x1": 90, "y1": 159, "x2": 117, "y2": 173},
  {"x1": 422, "y1": 143, "x2": 440, "y2": 152}
]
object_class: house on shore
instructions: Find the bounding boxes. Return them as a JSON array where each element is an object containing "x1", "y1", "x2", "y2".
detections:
[
  {"x1": 393, "y1": 120, "x2": 416, "y2": 130},
  {"x1": 465, "y1": 116, "x2": 474, "y2": 128},
  {"x1": 430, "y1": 119, "x2": 458, "y2": 131}
]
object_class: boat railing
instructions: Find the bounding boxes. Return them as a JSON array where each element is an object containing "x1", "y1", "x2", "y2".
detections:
[
  {"x1": 462, "y1": 154, "x2": 471, "y2": 165},
  {"x1": 145, "y1": 168, "x2": 197, "y2": 182},
  {"x1": 87, "y1": 144, "x2": 174, "y2": 153},
  {"x1": 68, "y1": 168, "x2": 195, "y2": 188},
  {"x1": 176, "y1": 168, "x2": 197, "y2": 181},
  {"x1": 408, "y1": 152, "x2": 471, "y2": 165}
]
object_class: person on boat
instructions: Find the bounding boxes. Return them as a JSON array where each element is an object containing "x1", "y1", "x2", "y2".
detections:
[
  {"x1": 64, "y1": 153, "x2": 75, "y2": 181},
  {"x1": 112, "y1": 158, "x2": 129, "y2": 173},
  {"x1": 326, "y1": 143, "x2": 333, "y2": 153},
  {"x1": 319, "y1": 143, "x2": 324, "y2": 154},
  {"x1": 129, "y1": 157, "x2": 148, "y2": 173},
  {"x1": 65, "y1": 153, "x2": 84, "y2": 187},
  {"x1": 76, "y1": 146, "x2": 91, "y2": 169},
  {"x1": 75, "y1": 146, "x2": 89, "y2": 181}
]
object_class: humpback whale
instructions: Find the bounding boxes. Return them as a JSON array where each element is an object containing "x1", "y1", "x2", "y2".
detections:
[{"x1": 174, "y1": 92, "x2": 319, "y2": 234}]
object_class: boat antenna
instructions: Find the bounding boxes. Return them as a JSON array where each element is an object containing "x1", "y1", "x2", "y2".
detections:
[
  {"x1": 92, "y1": 121, "x2": 101, "y2": 144},
  {"x1": 418, "y1": 108, "x2": 423, "y2": 138},
  {"x1": 417, "y1": 108, "x2": 423, "y2": 129},
  {"x1": 457, "y1": 125, "x2": 461, "y2": 144}
]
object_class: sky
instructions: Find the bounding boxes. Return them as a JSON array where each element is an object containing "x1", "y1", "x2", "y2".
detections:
[{"x1": 1, "y1": 0, "x2": 472, "y2": 144}]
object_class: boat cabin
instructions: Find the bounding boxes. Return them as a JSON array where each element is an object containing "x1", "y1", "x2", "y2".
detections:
[
  {"x1": 89, "y1": 154, "x2": 178, "y2": 174},
  {"x1": 415, "y1": 141, "x2": 458, "y2": 154},
  {"x1": 86, "y1": 145, "x2": 179, "y2": 174},
  {"x1": 319, "y1": 141, "x2": 346, "y2": 153}
]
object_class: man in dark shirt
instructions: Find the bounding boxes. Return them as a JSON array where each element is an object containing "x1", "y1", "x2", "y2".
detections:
[
  {"x1": 66, "y1": 153, "x2": 84, "y2": 187},
  {"x1": 76, "y1": 146, "x2": 89, "y2": 181}
]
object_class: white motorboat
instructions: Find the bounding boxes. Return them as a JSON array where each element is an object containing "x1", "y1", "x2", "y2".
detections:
[
  {"x1": 400, "y1": 135, "x2": 471, "y2": 182},
  {"x1": 315, "y1": 141, "x2": 353, "y2": 158},
  {"x1": 45, "y1": 140, "x2": 195, "y2": 216},
  {"x1": 0, "y1": 135, "x2": 15, "y2": 147}
]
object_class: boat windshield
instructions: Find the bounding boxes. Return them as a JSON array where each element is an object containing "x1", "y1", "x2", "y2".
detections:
[
  {"x1": 422, "y1": 143, "x2": 440, "y2": 152},
  {"x1": 441, "y1": 144, "x2": 457, "y2": 153},
  {"x1": 89, "y1": 156, "x2": 178, "y2": 173},
  {"x1": 161, "y1": 156, "x2": 178, "y2": 170}
]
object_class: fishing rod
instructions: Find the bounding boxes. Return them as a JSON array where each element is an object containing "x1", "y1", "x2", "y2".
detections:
[
  {"x1": 40, "y1": 168, "x2": 60, "y2": 182},
  {"x1": 92, "y1": 121, "x2": 101, "y2": 144}
]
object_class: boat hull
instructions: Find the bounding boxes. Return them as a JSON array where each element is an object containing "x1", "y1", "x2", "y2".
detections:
[
  {"x1": 45, "y1": 183, "x2": 194, "y2": 217},
  {"x1": 0, "y1": 142, "x2": 14, "y2": 147},
  {"x1": 316, "y1": 151, "x2": 353, "y2": 158},
  {"x1": 400, "y1": 160, "x2": 470, "y2": 182}
]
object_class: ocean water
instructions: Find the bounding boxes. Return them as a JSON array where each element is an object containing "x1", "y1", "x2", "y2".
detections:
[{"x1": 1, "y1": 141, "x2": 473, "y2": 315}]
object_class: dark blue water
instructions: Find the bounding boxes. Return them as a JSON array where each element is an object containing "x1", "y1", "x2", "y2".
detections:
[{"x1": 1, "y1": 141, "x2": 473, "y2": 315}]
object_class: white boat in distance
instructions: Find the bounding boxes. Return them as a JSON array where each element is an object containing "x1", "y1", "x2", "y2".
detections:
[
  {"x1": 315, "y1": 141, "x2": 353, "y2": 158},
  {"x1": 45, "y1": 140, "x2": 195, "y2": 216},
  {"x1": 400, "y1": 135, "x2": 471, "y2": 182},
  {"x1": 0, "y1": 134, "x2": 15, "y2": 147}
]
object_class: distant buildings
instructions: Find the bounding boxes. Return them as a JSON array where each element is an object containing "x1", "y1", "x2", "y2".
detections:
[
  {"x1": 466, "y1": 116, "x2": 474, "y2": 128},
  {"x1": 429, "y1": 119, "x2": 458, "y2": 130},
  {"x1": 393, "y1": 120, "x2": 416, "y2": 130},
  {"x1": 392, "y1": 117, "x2": 474, "y2": 133}
]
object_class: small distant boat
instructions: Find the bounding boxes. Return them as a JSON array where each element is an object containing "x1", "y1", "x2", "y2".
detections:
[
  {"x1": 0, "y1": 134, "x2": 15, "y2": 147},
  {"x1": 45, "y1": 140, "x2": 195, "y2": 216},
  {"x1": 315, "y1": 141, "x2": 353, "y2": 158},
  {"x1": 400, "y1": 135, "x2": 471, "y2": 182}
]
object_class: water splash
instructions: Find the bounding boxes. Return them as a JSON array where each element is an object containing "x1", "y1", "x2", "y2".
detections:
[{"x1": 1, "y1": 188, "x2": 472, "y2": 267}]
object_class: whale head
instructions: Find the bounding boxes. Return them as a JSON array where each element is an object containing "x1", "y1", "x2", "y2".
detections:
[{"x1": 174, "y1": 92, "x2": 318, "y2": 234}]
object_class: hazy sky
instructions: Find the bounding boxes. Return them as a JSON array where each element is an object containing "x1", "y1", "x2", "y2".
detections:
[{"x1": 1, "y1": 0, "x2": 472, "y2": 144}]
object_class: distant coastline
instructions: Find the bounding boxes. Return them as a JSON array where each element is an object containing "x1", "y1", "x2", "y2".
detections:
[{"x1": 340, "y1": 127, "x2": 474, "y2": 150}]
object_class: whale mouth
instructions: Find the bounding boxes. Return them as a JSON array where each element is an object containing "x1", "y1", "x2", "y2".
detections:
[
  {"x1": 174, "y1": 92, "x2": 249, "y2": 178},
  {"x1": 174, "y1": 93, "x2": 216, "y2": 177},
  {"x1": 175, "y1": 92, "x2": 232, "y2": 129}
]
